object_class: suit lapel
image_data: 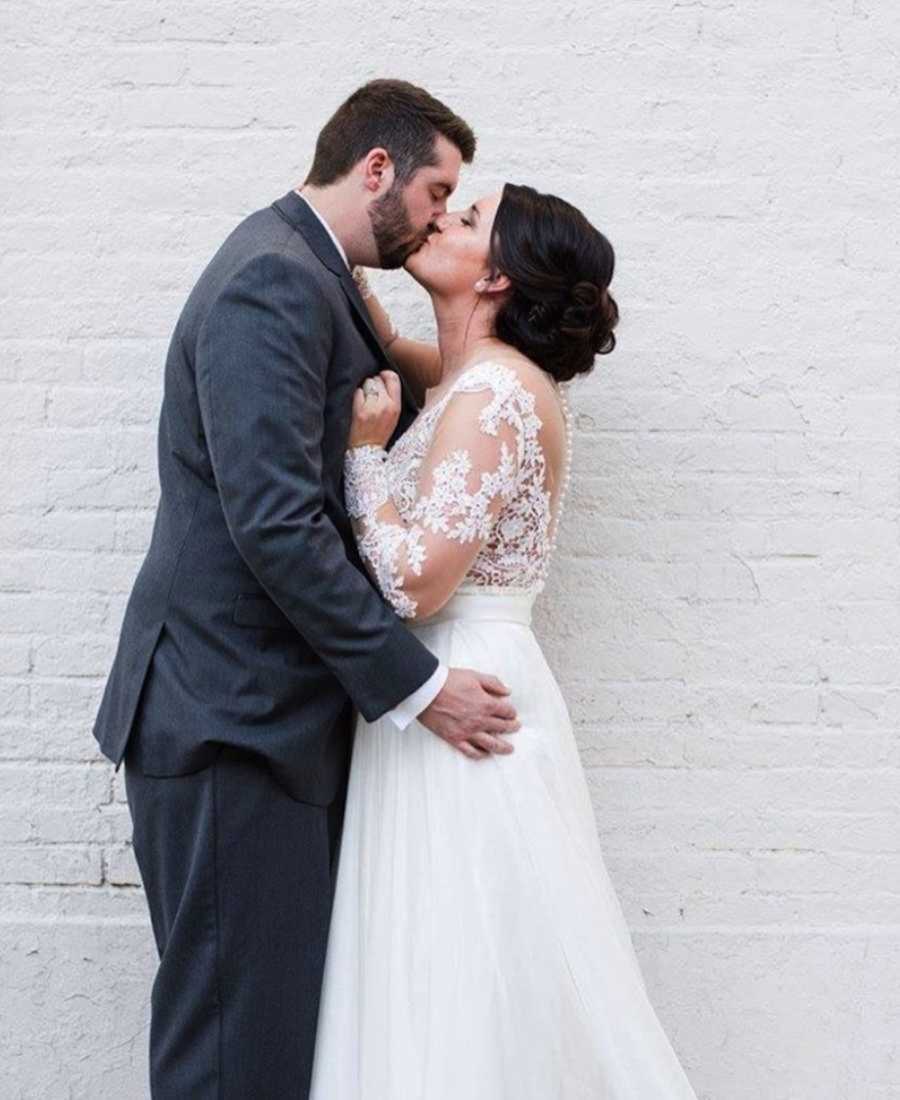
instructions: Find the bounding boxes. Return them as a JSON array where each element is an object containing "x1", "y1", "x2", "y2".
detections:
[
  {"x1": 271, "y1": 189, "x2": 420, "y2": 429},
  {"x1": 271, "y1": 190, "x2": 386, "y2": 363}
]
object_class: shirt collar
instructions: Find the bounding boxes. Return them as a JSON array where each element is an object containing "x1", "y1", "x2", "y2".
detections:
[{"x1": 293, "y1": 189, "x2": 350, "y2": 271}]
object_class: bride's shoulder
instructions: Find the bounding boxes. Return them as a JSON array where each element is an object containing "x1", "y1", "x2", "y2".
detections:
[
  {"x1": 454, "y1": 354, "x2": 553, "y2": 404},
  {"x1": 442, "y1": 357, "x2": 563, "y2": 453},
  {"x1": 452, "y1": 357, "x2": 566, "y2": 436}
]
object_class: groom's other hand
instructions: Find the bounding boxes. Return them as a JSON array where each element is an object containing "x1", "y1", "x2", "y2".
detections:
[{"x1": 417, "y1": 669, "x2": 520, "y2": 760}]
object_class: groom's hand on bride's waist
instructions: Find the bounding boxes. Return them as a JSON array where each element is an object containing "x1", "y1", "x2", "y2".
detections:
[{"x1": 416, "y1": 669, "x2": 520, "y2": 760}]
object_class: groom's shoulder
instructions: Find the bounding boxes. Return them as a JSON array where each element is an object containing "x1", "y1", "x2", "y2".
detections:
[
  {"x1": 219, "y1": 200, "x2": 319, "y2": 274},
  {"x1": 190, "y1": 201, "x2": 330, "y2": 304}
]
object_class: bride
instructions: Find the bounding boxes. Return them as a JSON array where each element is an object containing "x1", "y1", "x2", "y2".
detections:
[{"x1": 309, "y1": 182, "x2": 699, "y2": 1099}]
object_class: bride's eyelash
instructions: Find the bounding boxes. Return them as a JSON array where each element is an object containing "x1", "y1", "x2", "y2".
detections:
[{"x1": 461, "y1": 217, "x2": 472, "y2": 227}]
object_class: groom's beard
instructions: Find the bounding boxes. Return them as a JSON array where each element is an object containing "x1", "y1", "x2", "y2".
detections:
[{"x1": 368, "y1": 182, "x2": 424, "y2": 269}]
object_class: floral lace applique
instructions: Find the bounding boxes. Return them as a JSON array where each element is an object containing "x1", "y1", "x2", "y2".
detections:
[{"x1": 343, "y1": 360, "x2": 571, "y2": 619}]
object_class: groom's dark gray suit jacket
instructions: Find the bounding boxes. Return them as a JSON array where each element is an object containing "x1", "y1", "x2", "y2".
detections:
[{"x1": 92, "y1": 190, "x2": 439, "y2": 804}]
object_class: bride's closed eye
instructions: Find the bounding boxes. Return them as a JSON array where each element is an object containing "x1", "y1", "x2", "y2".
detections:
[{"x1": 461, "y1": 202, "x2": 480, "y2": 229}]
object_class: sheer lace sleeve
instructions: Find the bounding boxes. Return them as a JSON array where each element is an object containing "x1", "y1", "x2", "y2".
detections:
[{"x1": 343, "y1": 365, "x2": 539, "y2": 620}]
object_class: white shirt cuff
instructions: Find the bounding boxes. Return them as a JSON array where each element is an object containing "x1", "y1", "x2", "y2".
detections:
[{"x1": 384, "y1": 661, "x2": 449, "y2": 731}]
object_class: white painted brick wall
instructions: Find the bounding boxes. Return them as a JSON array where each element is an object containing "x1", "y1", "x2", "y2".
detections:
[{"x1": 2, "y1": 2, "x2": 899, "y2": 1096}]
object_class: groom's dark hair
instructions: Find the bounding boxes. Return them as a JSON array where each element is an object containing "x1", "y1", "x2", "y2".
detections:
[{"x1": 304, "y1": 78, "x2": 476, "y2": 187}]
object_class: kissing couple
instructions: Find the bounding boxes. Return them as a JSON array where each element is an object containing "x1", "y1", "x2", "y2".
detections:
[{"x1": 93, "y1": 78, "x2": 699, "y2": 1099}]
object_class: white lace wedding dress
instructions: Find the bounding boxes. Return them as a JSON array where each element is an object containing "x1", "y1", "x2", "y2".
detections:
[{"x1": 308, "y1": 359, "x2": 699, "y2": 1099}]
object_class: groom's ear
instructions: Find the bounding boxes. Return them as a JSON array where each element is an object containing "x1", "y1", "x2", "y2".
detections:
[{"x1": 361, "y1": 147, "x2": 395, "y2": 195}]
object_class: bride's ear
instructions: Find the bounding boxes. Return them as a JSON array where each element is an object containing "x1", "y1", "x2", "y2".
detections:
[{"x1": 473, "y1": 272, "x2": 511, "y2": 295}]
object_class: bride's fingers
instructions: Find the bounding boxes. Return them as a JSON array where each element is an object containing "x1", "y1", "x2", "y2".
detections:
[{"x1": 380, "y1": 369, "x2": 402, "y2": 405}]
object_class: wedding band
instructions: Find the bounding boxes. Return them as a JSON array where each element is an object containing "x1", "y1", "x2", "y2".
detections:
[{"x1": 363, "y1": 380, "x2": 380, "y2": 398}]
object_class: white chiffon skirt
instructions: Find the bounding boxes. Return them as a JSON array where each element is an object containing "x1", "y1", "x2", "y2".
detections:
[{"x1": 308, "y1": 585, "x2": 699, "y2": 1100}]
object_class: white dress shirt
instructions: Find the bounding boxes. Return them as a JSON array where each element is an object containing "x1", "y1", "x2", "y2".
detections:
[{"x1": 293, "y1": 189, "x2": 449, "y2": 730}]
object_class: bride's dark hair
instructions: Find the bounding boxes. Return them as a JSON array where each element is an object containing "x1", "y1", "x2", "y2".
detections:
[{"x1": 486, "y1": 183, "x2": 618, "y2": 382}]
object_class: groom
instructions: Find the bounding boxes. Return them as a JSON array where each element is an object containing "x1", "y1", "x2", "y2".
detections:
[{"x1": 92, "y1": 79, "x2": 521, "y2": 1098}]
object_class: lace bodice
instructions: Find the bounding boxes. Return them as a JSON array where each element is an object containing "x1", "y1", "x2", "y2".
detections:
[{"x1": 343, "y1": 360, "x2": 574, "y2": 620}]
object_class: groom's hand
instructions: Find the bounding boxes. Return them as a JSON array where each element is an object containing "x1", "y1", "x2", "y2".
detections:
[{"x1": 417, "y1": 668, "x2": 520, "y2": 760}]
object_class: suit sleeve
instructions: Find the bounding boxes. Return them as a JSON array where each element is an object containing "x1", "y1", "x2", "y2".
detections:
[{"x1": 194, "y1": 250, "x2": 439, "y2": 720}]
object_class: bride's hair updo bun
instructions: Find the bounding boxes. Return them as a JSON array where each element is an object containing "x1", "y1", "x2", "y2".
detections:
[{"x1": 487, "y1": 183, "x2": 619, "y2": 382}]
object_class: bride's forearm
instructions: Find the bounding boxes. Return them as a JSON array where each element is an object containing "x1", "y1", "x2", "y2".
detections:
[
  {"x1": 352, "y1": 267, "x2": 442, "y2": 405},
  {"x1": 343, "y1": 443, "x2": 422, "y2": 620},
  {"x1": 383, "y1": 336, "x2": 442, "y2": 404}
]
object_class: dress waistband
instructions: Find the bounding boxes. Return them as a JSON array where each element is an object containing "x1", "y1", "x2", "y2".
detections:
[{"x1": 421, "y1": 584, "x2": 537, "y2": 628}]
